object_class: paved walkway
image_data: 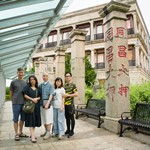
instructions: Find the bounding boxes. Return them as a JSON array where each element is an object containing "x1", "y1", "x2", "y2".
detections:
[{"x1": 0, "y1": 101, "x2": 150, "y2": 150}]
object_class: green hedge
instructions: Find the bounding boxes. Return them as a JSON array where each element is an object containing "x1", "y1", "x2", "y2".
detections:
[
  {"x1": 5, "y1": 87, "x2": 11, "y2": 100},
  {"x1": 85, "y1": 82, "x2": 150, "y2": 110},
  {"x1": 130, "y1": 82, "x2": 150, "y2": 110}
]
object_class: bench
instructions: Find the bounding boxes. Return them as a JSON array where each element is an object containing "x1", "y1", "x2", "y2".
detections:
[
  {"x1": 118, "y1": 103, "x2": 150, "y2": 137},
  {"x1": 75, "y1": 99, "x2": 105, "y2": 128}
]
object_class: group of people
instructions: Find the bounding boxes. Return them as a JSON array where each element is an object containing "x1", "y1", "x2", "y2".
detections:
[{"x1": 10, "y1": 68, "x2": 78, "y2": 143}]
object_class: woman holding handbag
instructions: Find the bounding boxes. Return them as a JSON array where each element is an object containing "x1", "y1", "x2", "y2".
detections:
[{"x1": 23, "y1": 75, "x2": 41, "y2": 143}]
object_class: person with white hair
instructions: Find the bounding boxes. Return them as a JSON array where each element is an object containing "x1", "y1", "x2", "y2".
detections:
[{"x1": 39, "y1": 72, "x2": 54, "y2": 140}]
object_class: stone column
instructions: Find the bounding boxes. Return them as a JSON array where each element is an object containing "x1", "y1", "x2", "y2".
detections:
[
  {"x1": 143, "y1": 55, "x2": 146, "y2": 69},
  {"x1": 135, "y1": 44, "x2": 140, "y2": 66},
  {"x1": 69, "y1": 29, "x2": 87, "y2": 104},
  {"x1": 0, "y1": 65, "x2": 6, "y2": 110},
  {"x1": 140, "y1": 50, "x2": 143, "y2": 67},
  {"x1": 47, "y1": 57, "x2": 55, "y2": 84},
  {"x1": 34, "y1": 60, "x2": 42, "y2": 83},
  {"x1": 57, "y1": 28, "x2": 60, "y2": 46},
  {"x1": 99, "y1": 1, "x2": 130, "y2": 133},
  {"x1": 133, "y1": 12, "x2": 138, "y2": 33},
  {"x1": 55, "y1": 47, "x2": 66, "y2": 82},
  {"x1": 34, "y1": 57, "x2": 55, "y2": 84},
  {"x1": 90, "y1": 21, "x2": 94, "y2": 40},
  {"x1": 138, "y1": 23, "x2": 141, "y2": 35},
  {"x1": 90, "y1": 49, "x2": 95, "y2": 68}
]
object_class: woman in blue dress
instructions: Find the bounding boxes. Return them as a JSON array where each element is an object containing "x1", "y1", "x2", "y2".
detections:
[{"x1": 23, "y1": 75, "x2": 41, "y2": 143}]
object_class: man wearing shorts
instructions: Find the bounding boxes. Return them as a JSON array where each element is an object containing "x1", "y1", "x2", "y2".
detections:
[
  {"x1": 10, "y1": 68, "x2": 27, "y2": 141},
  {"x1": 39, "y1": 72, "x2": 54, "y2": 140}
]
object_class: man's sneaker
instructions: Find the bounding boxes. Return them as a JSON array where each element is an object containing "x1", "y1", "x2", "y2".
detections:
[
  {"x1": 65, "y1": 130, "x2": 70, "y2": 135},
  {"x1": 58, "y1": 135, "x2": 62, "y2": 140},
  {"x1": 43, "y1": 133, "x2": 51, "y2": 140},
  {"x1": 69, "y1": 131, "x2": 74, "y2": 136},
  {"x1": 40, "y1": 132, "x2": 46, "y2": 137}
]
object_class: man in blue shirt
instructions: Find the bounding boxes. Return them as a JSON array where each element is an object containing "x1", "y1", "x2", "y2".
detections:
[{"x1": 39, "y1": 72, "x2": 54, "y2": 140}]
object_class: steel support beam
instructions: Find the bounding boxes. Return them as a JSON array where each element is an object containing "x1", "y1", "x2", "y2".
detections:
[
  {"x1": 0, "y1": 36, "x2": 38, "y2": 50},
  {"x1": 0, "y1": 41, "x2": 36, "y2": 56},
  {"x1": 0, "y1": 10, "x2": 56, "y2": 29},
  {"x1": 0, "y1": 50, "x2": 32, "y2": 61},
  {"x1": 0, "y1": 26, "x2": 44, "y2": 41},
  {"x1": 2, "y1": 58, "x2": 28, "y2": 67},
  {"x1": 0, "y1": 0, "x2": 52, "y2": 11},
  {"x1": 1, "y1": 54, "x2": 29, "y2": 65},
  {"x1": 0, "y1": 33, "x2": 40, "y2": 45}
]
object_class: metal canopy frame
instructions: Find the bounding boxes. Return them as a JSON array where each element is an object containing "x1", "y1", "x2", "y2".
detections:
[{"x1": 0, "y1": 0, "x2": 73, "y2": 79}]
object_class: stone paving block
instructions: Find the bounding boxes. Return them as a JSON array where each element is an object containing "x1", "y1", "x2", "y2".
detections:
[
  {"x1": 0, "y1": 102, "x2": 150, "y2": 150},
  {"x1": 39, "y1": 142, "x2": 56, "y2": 150}
]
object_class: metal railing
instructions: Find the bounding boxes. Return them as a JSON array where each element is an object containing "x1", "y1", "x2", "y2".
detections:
[
  {"x1": 94, "y1": 33, "x2": 104, "y2": 40},
  {"x1": 45, "y1": 42, "x2": 57, "y2": 48},
  {"x1": 86, "y1": 35, "x2": 91, "y2": 41},
  {"x1": 128, "y1": 60, "x2": 135, "y2": 66},
  {"x1": 95, "y1": 62, "x2": 105, "y2": 69},
  {"x1": 60, "y1": 39, "x2": 71, "y2": 45},
  {"x1": 127, "y1": 28, "x2": 134, "y2": 35}
]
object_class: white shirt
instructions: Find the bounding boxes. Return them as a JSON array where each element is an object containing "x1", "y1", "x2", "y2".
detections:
[{"x1": 53, "y1": 87, "x2": 65, "y2": 108}]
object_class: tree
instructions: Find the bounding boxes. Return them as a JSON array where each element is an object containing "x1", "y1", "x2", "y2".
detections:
[
  {"x1": 65, "y1": 54, "x2": 96, "y2": 87},
  {"x1": 85, "y1": 55, "x2": 96, "y2": 86}
]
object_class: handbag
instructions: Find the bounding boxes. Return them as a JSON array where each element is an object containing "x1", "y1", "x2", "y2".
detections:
[{"x1": 23, "y1": 89, "x2": 37, "y2": 113}]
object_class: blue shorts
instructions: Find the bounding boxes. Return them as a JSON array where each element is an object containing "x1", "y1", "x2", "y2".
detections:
[{"x1": 12, "y1": 104, "x2": 25, "y2": 122}]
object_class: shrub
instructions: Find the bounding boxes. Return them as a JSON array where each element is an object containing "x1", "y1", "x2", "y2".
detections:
[
  {"x1": 5, "y1": 87, "x2": 11, "y2": 100},
  {"x1": 5, "y1": 95, "x2": 11, "y2": 100},
  {"x1": 85, "y1": 86, "x2": 93, "y2": 102},
  {"x1": 130, "y1": 82, "x2": 150, "y2": 110},
  {"x1": 93, "y1": 87, "x2": 106, "y2": 100}
]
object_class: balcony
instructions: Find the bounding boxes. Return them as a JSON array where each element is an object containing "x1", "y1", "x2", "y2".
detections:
[
  {"x1": 94, "y1": 33, "x2": 104, "y2": 40},
  {"x1": 127, "y1": 28, "x2": 134, "y2": 35},
  {"x1": 95, "y1": 62, "x2": 105, "y2": 69},
  {"x1": 45, "y1": 41, "x2": 57, "y2": 48},
  {"x1": 128, "y1": 60, "x2": 135, "y2": 66},
  {"x1": 86, "y1": 35, "x2": 91, "y2": 41},
  {"x1": 60, "y1": 39, "x2": 71, "y2": 45}
]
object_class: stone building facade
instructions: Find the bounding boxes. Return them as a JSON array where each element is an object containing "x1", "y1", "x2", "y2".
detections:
[{"x1": 32, "y1": 0, "x2": 150, "y2": 86}]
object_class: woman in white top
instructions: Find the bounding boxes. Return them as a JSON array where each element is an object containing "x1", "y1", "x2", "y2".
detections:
[{"x1": 53, "y1": 77, "x2": 65, "y2": 140}]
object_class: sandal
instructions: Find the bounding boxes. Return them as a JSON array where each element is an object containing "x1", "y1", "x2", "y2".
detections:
[
  {"x1": 29, "y1": 136, "x2": 37, "y2": 139},
  {"x1": 30, "y1": 136, "x2": 37, "y2": 143},
  {"x1": 19, "y1": 133, "x2": 28, "y2": 137},
  {"x1": 15, "y1": 134, "x2": 20, "y2": 141}
]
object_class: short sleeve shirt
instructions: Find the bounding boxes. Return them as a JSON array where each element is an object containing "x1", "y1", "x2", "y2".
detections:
[
  {"x1": 64, "y1": 82, "x2": 77, "y2": 105},
  {"x1": 39, "y1": 82, "x2": 54, "y2": 100},
  {"x1": 53, "y1": 87, "x2": 65, "y2": 108},
  {"x1": 10, "y1": 79, "x2": 27, "y2": 104}
]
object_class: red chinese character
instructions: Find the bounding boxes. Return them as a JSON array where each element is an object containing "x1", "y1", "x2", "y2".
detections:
[
  {"x1": 105, "y1": 27, "x2": 113, "y2": 41},
  {"x1": 116, "y1": 27, "x2": 125, "y2": 37},
  {"x1": 118, "y1": 64, "x2": 129, "y2": 76},
  {"x1": 118, "y1": 46, "x2": 127, "y2": 58},
  {"x1": 106, "y1": 64, "x2": 116, "y2": 80},
  {"x1": 118, "y1": 84, "x2": 129, "y2": 97},
  {"x1": 106, "y1": 46, "x2": 113, "y2": 64}
]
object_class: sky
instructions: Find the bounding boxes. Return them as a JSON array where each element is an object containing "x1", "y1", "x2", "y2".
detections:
[{"x1": 5, "y1": 0, "x2": 149, "y2": 86}]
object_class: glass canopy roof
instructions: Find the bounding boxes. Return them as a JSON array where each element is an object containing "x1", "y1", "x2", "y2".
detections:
[{"x1": 0, "y1": 0, "x2": 73, "y2": 78}]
